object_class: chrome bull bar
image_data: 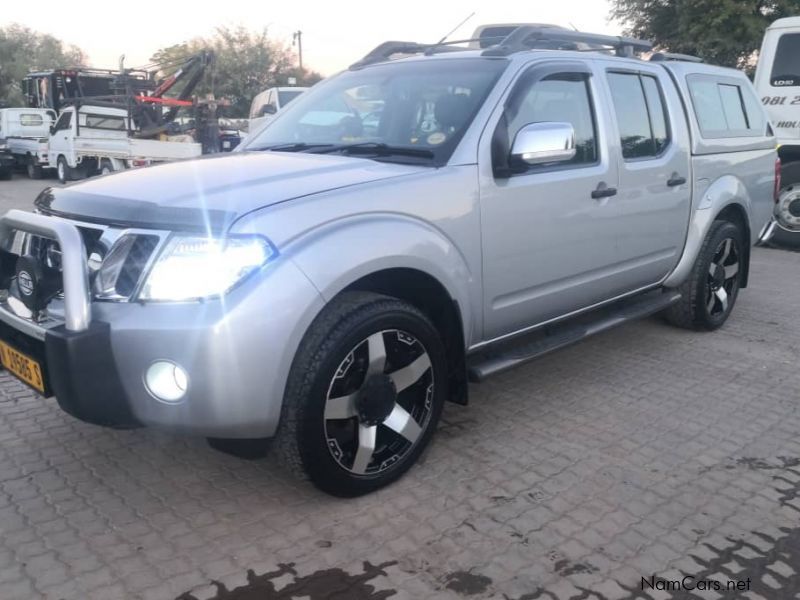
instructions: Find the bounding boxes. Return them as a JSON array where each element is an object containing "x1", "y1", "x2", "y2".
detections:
[{"x1": 0, "y1": 210, "x2": 91, "y2": 332}]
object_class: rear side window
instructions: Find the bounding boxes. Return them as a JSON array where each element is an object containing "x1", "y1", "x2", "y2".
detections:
[
  {"x1": 20, "y1": 114, "x2": 44, "y2": 126},
  {"x1": 607, "y1": 72, "x2": 670, "y2": 159},
  {"x1": 84, "y1": 114, "x2": 126, "y2": 131},
  {"x1": 771, "y1": 33, "x2": 800, "y2": 87},
  {"x1": 687, "y1": 75, "x2": 766, "y2": 138}
]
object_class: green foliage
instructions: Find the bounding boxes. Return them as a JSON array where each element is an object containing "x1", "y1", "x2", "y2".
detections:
[
  {"x1": 0, "y1": 24, "x2": 86, "y2": 106},
  {"x1": 611, "y1": 0, "x2": 800, "y2": 70},
  {"x1": 150, "y1": 26, "x2": 323, "y2": 118}
]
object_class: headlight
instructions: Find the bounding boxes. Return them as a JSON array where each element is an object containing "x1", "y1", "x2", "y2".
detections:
[{"x1": 139, "y1": 235, "x2": 275, "y2": 301}]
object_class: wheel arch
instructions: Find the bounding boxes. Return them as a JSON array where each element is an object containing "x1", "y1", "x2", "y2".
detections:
[
  {"x1": 340, "y1": 267, "x2": 468, "y2": 406},
  {"x1": 664, "y1": 174, "x2": 754, "y2": 289}
]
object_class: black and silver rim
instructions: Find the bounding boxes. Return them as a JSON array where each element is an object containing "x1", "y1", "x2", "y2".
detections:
[
  {"x1": 324, "y1": 329, "x2": 434, "y2": 476},
  {"x1": 706, "y1": 237, "x2": 739, "y2": 317},
  {"x1": 776, "y1": 184, "x2": 800, "y2": 232}
]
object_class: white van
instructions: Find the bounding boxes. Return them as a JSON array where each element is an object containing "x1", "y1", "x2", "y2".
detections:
[
  {"x1": 248, "y1": 86, "x2": 308, "y2": 133},
  {"x1": 755, "y1": 17, "x2": 800, "y2": 246}
]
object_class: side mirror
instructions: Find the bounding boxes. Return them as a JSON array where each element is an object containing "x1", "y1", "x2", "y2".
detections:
[
  {"x1": 510, "y1": 122, "x2": 576, "y2": 166},
  {"x1": 261, "y1": 104, "x2": 277, "y2": 116}
]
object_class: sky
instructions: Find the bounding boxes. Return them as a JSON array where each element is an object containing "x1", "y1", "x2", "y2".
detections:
[{"x1": 2, "y1": 1, "x2": 621, "y2": 76}]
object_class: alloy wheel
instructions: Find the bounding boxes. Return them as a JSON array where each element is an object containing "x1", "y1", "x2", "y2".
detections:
[
  {"x1": 706, "y1": 237, "x2": 740, "y2": 317},
  {"x1": 324, "y1": 329, "x2": 434, "y2": 476}
]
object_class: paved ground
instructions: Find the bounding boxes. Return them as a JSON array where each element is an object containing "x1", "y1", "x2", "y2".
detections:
[{"x1": 1, "y1": 174, "x2": 800, "y2": 599}]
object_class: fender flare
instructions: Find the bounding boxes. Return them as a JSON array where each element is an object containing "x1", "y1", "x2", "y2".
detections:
[
  {"x1": 285, "y1": 213, "x2": 477, "y2": 345},
  {"x1": 663, "y1": 175, "x2": 752, "y2": 289}
]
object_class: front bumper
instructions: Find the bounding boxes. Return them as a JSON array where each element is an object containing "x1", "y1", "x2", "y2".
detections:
[{"x1": 0, "y1": 210, "x2": 325, "y2": 438}]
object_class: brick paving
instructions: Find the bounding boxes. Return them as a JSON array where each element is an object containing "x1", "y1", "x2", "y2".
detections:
[{"x1": 1, "y1": 177, "x2": 799, "y2": 599}]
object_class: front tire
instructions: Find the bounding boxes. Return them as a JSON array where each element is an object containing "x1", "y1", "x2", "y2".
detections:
[
  {"x1": 56, "y1": 156, "x2": 70, "y2": 184},
  {"x1": 664, "y1": 220, "x2": 744, "y2": 330},
  {"x1": 275, "y1": 292, "x2": 447, "y2": 497}
]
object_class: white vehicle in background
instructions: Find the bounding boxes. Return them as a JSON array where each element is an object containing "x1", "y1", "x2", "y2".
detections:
[
  {"x1": 755, "y1": 17, "x2": 800, "y2": 246},
  {"x1": 0, "y1": 108, "x2": 56, "y2": 179},
  {"x1": 248, "y1": 86, "x2": 308, "y2": 132},
  {"x1": 48, "y1": 105, "x2": 202, "y2": 183}
]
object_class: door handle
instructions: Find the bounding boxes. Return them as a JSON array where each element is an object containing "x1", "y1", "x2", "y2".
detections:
[
  {"x1": 591, "y1": 185, "x2": 618, "y2": 200},
  {"x1": 667, "y1": 175, "x2": 687, "y2": 187}
]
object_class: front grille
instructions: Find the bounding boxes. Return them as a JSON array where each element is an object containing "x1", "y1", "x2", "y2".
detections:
[{"x1": 114, "y1": 235, "x2": 159, "y2": 297}]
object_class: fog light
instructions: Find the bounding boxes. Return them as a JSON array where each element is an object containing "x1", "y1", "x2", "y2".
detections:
[{"x1": 145, "y1": 361, "x2": 188, "y2": 403}]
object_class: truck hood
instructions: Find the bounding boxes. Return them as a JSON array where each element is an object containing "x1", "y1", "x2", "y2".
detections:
[{"x1": 36, "y1": 152, "x2": 429, "y2": 232}]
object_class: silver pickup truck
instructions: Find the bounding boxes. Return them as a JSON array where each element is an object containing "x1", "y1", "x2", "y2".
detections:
[{"x1": 0, "y1": 25, "x2": 777, "y2": 496}]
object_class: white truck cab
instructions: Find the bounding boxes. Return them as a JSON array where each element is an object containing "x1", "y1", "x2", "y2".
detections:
[
  {"x1": 48, "y1": 105, "x2": 202, "y2": 183},
  {"x1": 248, "y1": 86, "x2": 309, "y2": 133},
  {"x1": 755, "y1": 17, "x2": 800, "y2": 245}
]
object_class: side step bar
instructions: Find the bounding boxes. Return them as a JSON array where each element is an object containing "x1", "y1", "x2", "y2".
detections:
[{"x1": 467, "y1": 290, "x2": 681, "y2": 382}]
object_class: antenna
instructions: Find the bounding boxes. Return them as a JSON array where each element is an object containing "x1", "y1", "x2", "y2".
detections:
[{"x1": 436, "y1": 11, "x2": 476, "y2": 45}]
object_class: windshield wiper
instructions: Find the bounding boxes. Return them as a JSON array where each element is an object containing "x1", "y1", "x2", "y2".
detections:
[
  {"x1": 251, "y1": 142, "x2": 336, "y2": 152},
  {"x1": 307, "y1": 142, "x2": 435, "y2": 159}
]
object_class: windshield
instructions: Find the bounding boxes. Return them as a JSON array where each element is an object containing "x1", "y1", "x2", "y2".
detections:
[
  {"x1": 244, "y1": 58, "x2": 507, "y2": 164},
  {"x1": 771, "y1": 33, "x2": 800, "y2": 86},
  {"x1": 278, "y1": 90, "x2": 304, "y2": 106}
]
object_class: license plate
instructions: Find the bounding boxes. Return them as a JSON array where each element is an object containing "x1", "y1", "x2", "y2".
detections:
[{"x1": 0, "y1": 340, "x2": 45, "y2": 393}]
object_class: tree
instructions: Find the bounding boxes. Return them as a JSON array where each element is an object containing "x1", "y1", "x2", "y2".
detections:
[
  {"x1": 0, "y1": 24, "x2": 85, "y2": 106},
  {"x1": 611, "y1": 0, "x2": 800, "y2": 70},
  {"x1": 150, "y1": 26, "x2": 323, "y2": 118}
]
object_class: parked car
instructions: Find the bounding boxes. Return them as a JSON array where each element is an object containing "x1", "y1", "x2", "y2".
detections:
[
  {"x1": 0, "y1": 25, "x2": 776, "y2": 497},
  {"x1": 0, "y1": 108, "x2": 56, "y2": 179},
  {"x1": 248, "y1": 86, "x2": 309, "y2": 133}
]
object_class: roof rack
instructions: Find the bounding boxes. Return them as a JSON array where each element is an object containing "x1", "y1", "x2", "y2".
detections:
[
  {"x1": 482, "y1": 26, "x2": 653, "y2": 57},
  {"x1": 649, "y1": 52, "x2": 703, "y2": 63},
  {"x1": 349, "y1": 26, "x2": 655, "y2": 70},
  {"x1": 349, "y1": 41, "x2": 470, "y2": 69}
]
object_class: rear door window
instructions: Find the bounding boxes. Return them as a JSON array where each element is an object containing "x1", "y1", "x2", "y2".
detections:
[{"x1": 607, "y1": 72, "x2": 671, "y2": 159}]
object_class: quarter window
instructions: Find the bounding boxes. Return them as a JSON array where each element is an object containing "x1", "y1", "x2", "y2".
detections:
[
  {"x1": 507, "y1": 73, "x2": 598, "y2": 168},
  {"x1": 607, "y1": 72, "x2": 670, "y2": 159}
]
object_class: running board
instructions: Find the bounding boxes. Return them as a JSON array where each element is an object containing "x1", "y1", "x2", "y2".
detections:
[{"x1": 467, "y1": 290, "x2": 681, "y2": 382}]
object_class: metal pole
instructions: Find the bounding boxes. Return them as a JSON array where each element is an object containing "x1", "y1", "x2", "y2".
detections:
[{"x1": 294, "y1": 30, "x2": 304, "y2": 72}]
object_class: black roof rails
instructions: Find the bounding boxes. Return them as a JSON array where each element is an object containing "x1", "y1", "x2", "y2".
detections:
[
  {"x1": 649, "y1": 52, "x2": 703, "y2": 63},
  {"x1": 349, "y1": 41, "x2": 467, "y2": 69},
  {"x1": 482, "y1": 26, "x2": 652, "y2": 58}
]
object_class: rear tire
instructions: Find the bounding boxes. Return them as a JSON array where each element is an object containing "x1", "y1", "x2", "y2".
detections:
[
  {"x1": 772, "y1": 162, "x2": 800, "y2": 248},
  {"x1": 99, "y1": 159, "x2": 113, "y2": 176},
  {"x1": 26, "y1": 156, "x2": 43, "y2": 180},
  {"x1": 664, "y1": 220, "x2": 744, "y2": 331},
  {"x1": 275, "y1": 291, "x2": 447, "y2": 497}
]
